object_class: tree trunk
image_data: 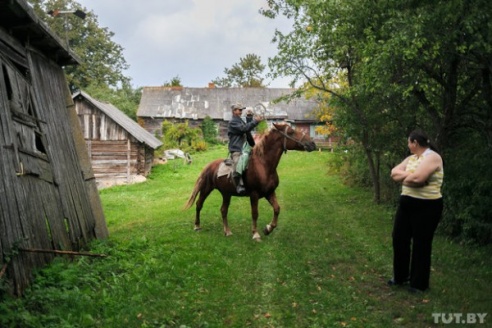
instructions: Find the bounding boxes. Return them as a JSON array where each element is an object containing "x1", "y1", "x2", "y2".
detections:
[{"x1": 361, "y1": 133, "x2": 381, "y2": 203}]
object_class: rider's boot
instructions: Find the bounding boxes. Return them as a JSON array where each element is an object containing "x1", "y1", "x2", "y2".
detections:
[{"x1": 233, "y1": 173, "x2": 246, "y2": 195}]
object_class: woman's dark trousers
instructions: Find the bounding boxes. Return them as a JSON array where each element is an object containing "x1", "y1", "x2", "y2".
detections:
[{"x1": 392, "y1": 195, "x2": 443, "y2": 291}]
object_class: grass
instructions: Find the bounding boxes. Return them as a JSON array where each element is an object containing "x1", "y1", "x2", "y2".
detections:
[{"x1": 1, "y1": 145, "x2": 491, "y2": 327}]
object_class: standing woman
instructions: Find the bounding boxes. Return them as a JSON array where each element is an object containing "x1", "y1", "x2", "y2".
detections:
[{"x1": 389, "y1": 129, "x2": 444, "y2": 293}]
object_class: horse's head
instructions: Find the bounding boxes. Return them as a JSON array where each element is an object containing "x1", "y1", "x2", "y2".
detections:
[{"x1": 273, "y1": 123, "x2": 317, "y2": 152}]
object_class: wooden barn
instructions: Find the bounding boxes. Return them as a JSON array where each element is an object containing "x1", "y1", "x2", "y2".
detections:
[
  {"x1": 73, "y1": 91, "x2": 162, "y2": 188},
  {"x1": 0, "y1": 0, "x2": 108, "y2": 295}
]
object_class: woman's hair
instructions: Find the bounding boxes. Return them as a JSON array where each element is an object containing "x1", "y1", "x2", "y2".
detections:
[{"x1": 409, "y1": 129, "x2": 440, "y2": 153}]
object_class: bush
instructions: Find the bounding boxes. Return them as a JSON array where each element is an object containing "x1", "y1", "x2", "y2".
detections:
[
  {"x1": 158, "y1": 120, "x2": 207, "y2": 154},
  {"x1": 439, "y1": 138, "x2": 492, "y2": 245}
]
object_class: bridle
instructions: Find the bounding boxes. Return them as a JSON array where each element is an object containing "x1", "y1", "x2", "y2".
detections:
[{"x1": 276, "y1": 125, "x2": 307, "y2": 153}]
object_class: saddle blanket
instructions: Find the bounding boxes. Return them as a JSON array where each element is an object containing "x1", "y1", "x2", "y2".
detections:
[{"x1": 217, "y1": 161, "x2": 234, "y2": 178}]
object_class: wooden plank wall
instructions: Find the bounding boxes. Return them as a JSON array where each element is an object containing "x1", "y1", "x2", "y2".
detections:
[
  {"x1": 138, "y1": 117, "x2": 162, "y2": 137},
  {"x1": 76, "y1": 100, "x2": 154, "y2": 184},
  {"x1": 88, "y1": 140, "x2": 140, "y2": 179},
  {"x1": 0, "y1": 47, "x2": 108, "y2": 295}
]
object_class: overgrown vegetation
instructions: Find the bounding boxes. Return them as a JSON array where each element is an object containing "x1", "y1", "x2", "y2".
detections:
[
  {"x1": 1, "y1": 147, "x2": 490, "y2": 327},
  {"x1": 263, "y1": 0, "x2": 492, "y2": 245}
]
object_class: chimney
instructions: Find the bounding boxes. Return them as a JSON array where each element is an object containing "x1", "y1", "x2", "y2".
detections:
[{"x1": 208, "y1": 82, "x2": 215, "y2": 88}]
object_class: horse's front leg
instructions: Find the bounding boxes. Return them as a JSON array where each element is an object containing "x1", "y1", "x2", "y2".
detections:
[
  {"x1": 264, "y1": 192, "x2": 280, "y2": 235},
  {"x1": 250, "y1": 193, "x2": 261, "y2": 241},
  {"x1": 221, "y1": 194, "x2": 233, "y2": 236}
]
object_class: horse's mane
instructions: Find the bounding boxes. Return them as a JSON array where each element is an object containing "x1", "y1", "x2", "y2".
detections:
[{"x1": 252, "y1": 129, "x2": 272, "y2": 158}]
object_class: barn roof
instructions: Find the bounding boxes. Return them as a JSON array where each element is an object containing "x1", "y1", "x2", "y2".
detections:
[
  {"x1": 0, "y1": 0, "x2": 79, "y2": 66},
  {"x1": 73, "y1": 91, "x2": 163, "y2": 149},
  {"x1": 137, "y1": 87, "x2": 319, "y2": 122}
]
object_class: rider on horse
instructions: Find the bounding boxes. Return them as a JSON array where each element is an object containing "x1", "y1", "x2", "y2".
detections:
[{"x1": 227, "y1": 103, "x2": 264, "y2": 194}]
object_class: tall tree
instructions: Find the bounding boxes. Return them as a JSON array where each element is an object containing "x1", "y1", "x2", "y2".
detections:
[
  {"x1": 262, "y1": 0, "x2": 393, "y2": 202},
  {"x1": 213, "y1": 54, "x2": 266, "y2": 88},
  {"x1": 28, "y1": 0, "x2": 130, "y2": 92}
]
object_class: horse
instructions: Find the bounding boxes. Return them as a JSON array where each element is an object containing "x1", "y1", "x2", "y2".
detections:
[{"x1": 184, "y1": 123, "x2": 317, "y2": 241}]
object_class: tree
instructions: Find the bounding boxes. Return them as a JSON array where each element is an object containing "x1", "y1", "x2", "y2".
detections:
[
  {"x1": 262, "y1": 0, "x2": 394, "y2": 202},
  {"x1": 262, "y1": 0, "x2": 492, "y2": 243},
  {"x1": 28, "y1": 0, "x2": 130, "y2": 92},
  {"x1": 212, "y1": 54, "x2": 266, "y2": 87},
  {"x1": 83, "y1": 82, "x2": 142, "y2": 121},
  {"x1": 303, "y1": 76, "x2": 342, "y2": 138},
  {"x1": 163, "y1": 76, "x2": 182, "y2": 87},
  {"x1": 200, "y1": 116, "x2": 218, "y2": 144}
]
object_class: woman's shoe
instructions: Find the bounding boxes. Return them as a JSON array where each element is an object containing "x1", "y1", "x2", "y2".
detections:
[
  {"x1": 387, "y1": 278, "x2": 409, "y2": 286},
  {"x1": 408, "y1": 286, "x2": 428, "y2": 294}
]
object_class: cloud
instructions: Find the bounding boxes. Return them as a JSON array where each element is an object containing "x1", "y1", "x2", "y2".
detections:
[{"x1": 76, "y1": 0, "x2": 293, "y2": 88}]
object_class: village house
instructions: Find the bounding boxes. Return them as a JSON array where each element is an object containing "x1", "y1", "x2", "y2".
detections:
[
  {"x1": 137, "y1": 86, "x2": 327, "y2": 143},
  {"x1": 73, "y1": 91, "x2": 163, "y2": 188}
]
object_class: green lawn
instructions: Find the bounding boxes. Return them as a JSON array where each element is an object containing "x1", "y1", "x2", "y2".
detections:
[{"x1": 1, "y1": 145, "x2": 491, "y2": 327}]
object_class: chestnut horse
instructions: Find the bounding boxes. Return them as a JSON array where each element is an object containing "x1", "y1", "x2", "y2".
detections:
[{"x1": 184, "y1": 123, "x2": 316, "y2": 241}]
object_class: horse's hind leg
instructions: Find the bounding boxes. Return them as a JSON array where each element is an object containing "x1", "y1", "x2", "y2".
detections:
[
  {"x1": 220, "y1": 194, "x2": 233, "y2": 236},
  {"x1": 264, "y1": 192, "x2": 280, "y2": 235},
  {"x1": 194, "y1": 188, "x2": 213, "y2": 231}
]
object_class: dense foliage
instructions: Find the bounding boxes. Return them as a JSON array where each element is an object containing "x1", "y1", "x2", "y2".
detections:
[{"x1": 262, "y1": 0, "x2": 492, "y2": 244}]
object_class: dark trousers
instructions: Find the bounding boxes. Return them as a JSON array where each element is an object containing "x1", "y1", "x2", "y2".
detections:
[{"x1": 392, "y1": 195, "x2": 443, "y2": 290}]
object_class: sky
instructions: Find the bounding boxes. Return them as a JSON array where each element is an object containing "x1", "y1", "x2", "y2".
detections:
[{"x1": 74, "y1": 0, "x2": 294, "y2": 89}]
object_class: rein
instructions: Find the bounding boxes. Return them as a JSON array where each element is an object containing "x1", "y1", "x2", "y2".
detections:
[{"x1": 276, "y1": 126, "x2": 306, "y2": 153}]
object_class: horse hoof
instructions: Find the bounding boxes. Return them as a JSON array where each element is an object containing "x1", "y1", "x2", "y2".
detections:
[
  {"x1": 224, "y1": 231, "x2": 233, "y2": 237},
  {"x1": 194, "y1": 226, "x2": 202, "y2": 231},
  {"x1": 252, "y1": 232, "x2": 262, "y2": 241},
  {"x1": 263, "y1": 226, "x2": 271, "y2": 235}
]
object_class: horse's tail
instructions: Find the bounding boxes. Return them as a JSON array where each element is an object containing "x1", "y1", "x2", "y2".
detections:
[
  {"x1": 183, "y1": 174, "x2": 203, "y2": 210},
  {"x1": 184, "y1": 162, "x2": 213, "y2": 210}
]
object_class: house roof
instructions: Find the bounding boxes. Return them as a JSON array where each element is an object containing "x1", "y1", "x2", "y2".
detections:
[
  {"x1": 73, "y1": 91, "x2": 163, "y2": 149},
  {"x1": 137, "y1": 87, "x2": 319, "y2": 122},
  {"x1": 0, "y1": 0, "x2": 79, "y2": 66}
]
